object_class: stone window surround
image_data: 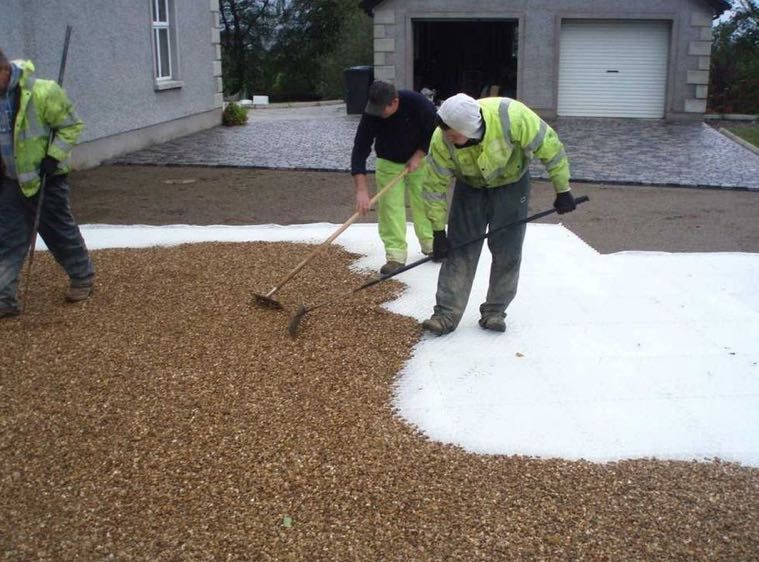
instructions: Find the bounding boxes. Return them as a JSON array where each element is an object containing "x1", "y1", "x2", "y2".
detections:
[{"x1": 211, "y1": 0, "x2": 224, "y2": 108}]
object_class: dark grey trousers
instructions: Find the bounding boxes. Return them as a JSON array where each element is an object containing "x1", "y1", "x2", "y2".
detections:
[
  {"x1": 0, "y1": 174, "x2": 94, "y2": 309},
  {"x1": 432, "y1": 172, "x2": 531, "y2": 329}
]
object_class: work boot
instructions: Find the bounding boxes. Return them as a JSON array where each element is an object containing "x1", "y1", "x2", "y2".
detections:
[
  {"x1": 0, "y1": 306, "x2": 20, "y2": 319},
  {"x1": 65, "y1": 280, "x2": 94, "y2": 302},
  {"x1": 479, "y1": 314, "x2": 506, "y2": 333},
  {"x1": 421, "y1": 314, "x2": 454, "y2": 335},
  {"x1": 380, "y1": 261, "x2": 404, "y2": 275}
]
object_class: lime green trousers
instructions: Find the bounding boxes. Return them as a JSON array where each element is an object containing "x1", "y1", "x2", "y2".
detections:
[{"x1": 375, "y1": 158, "x2": 434, "y2": 263}]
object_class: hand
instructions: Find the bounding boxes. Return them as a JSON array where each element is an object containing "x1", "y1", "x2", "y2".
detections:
[
  {"x1": 353, "y1": 174, "x2": 370, "y2": 215},
  {"x1": 406, "y1": 150, "x2": 425, "y2": 173},
  {"x1": 40, "y1": 156, "x2": 59, "y2": 177},
  {"x1": 355, "y1": 187, "x2": 370, "y2": 215},
  {"x1": 432, "y1": 230, "x2": 449, "y2": 261},
  {"x1": 554, "y1": 190, "x2": 576, "y2": 214}
]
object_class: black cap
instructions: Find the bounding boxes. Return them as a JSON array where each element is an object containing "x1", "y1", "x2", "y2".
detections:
[{"x1": 365, "y1": 80, "x2": 397, "y2": 116}]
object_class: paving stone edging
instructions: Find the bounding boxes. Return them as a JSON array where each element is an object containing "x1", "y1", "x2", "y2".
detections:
[
  {"x1": 244, "y1": 99, "x2": 345, "y2": 110},
  {"x1": 704, "y1": 113, "x2": 758, "y2": 122}
]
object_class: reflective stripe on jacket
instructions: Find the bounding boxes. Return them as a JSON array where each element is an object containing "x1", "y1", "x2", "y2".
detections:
[
  {"x1": 423, "y1": 97, "x2": 570, "y2": 230},
  {"x1": 12, "y1": 60, "x2": 83, "y2": 197}
]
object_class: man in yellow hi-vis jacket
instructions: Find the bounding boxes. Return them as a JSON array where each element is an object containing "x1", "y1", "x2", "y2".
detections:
[
  {"x1": 0, "y1": 50, "x2": 94, "y2": 317},
  {"x1": 421, "y1": 93, "x2": 576, "y2": 335}
]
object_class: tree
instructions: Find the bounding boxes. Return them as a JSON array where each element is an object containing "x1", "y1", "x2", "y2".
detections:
[
  {"x1": 314, "y1": 0, "x2": 373, "y2": 99},
  {"x1": 218, "y1": 0, "x2": 283, "y2": 97},
  {"x1": 266, "y1": 0, "x2": 346, "y2": 100},
  {"x1": 219, "y1": 0, "x2": 373, "y2": 101},
  {"x1": 709, "y1": 0, "x2": 759, "y2": 113}
]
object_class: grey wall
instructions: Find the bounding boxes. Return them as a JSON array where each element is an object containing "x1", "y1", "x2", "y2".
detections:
[
  {"x1": 4, "y1": 0, "x2": 223, "y2": 166},
  {"x1": 1, "y1": 0, "x2": 25, "y2": 51},
  {"x1": 373, "y1": 0, "x2": 716, "y2": 119}
]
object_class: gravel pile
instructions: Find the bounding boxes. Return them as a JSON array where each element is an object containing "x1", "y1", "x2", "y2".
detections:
[{"x1": 2, "y1": 242, "x2": 758, "y2": 561}]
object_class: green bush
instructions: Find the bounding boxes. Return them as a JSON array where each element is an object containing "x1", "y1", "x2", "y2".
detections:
[
  {"x1": 709, "y1": 3, "x2": 759, "y2": 114},
  {"x1": 222, "y1": 102, "x2": 248, "y2": 126}
]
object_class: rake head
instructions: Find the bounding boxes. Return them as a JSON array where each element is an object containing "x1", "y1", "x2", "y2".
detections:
[
  {"x1": 253, "y1": 293, "x2": 284, "y2": 310},
  {"x1": 288, "y1": 304, "x2": 309, "y2": 338}
]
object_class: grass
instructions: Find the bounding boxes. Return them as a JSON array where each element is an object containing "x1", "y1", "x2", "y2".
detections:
[{"x1": 729, "y1": 127, "x2": 759, "y2": 148}]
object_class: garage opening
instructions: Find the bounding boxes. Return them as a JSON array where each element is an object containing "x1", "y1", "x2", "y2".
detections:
[{"x1": 413, "y1": 20, "x2": 518, "y2": 104}]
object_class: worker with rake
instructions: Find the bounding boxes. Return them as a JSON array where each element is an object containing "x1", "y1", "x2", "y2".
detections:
[
  {"x1": 351, "y1": 80, "x2": 437, "y2": 275},
  {"x1": 421, "y1": 93, "x2": 577, "y2": 335},
  {"x1": 0, "y1": 48, "x2": 94, "y2": 318}
]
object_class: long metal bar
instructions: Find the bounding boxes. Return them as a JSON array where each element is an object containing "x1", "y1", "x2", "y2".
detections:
[{"x1": 22, "y1": 25, "x2": 73, "y2": 308}]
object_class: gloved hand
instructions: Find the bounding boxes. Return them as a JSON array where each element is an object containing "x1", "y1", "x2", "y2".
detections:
[
  {"x1": 40, "y1": 156, "x2": 59, "y2": 177},
  {"x1": 432, "y1": 230, "x2": 449, "y2": 261},
  {"x1": 554, "y1": 190, "x2": 576, "y2": 214}
]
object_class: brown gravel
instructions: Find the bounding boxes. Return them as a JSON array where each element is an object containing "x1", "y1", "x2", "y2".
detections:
[{"x1": 2, "y1": 242, "x2": 759, "y2": 561}]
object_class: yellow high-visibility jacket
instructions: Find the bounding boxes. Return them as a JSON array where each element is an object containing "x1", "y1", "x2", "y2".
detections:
[
  {"x1": 423, "y1": 97, "x2": 570, "y2": 230},
  {"x1": 10, "y1": 60, "x2": 83, "y2": 197}
]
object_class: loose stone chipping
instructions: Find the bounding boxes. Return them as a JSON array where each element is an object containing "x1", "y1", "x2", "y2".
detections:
[{"x1": 2, "y1": 242, "x2": 758, "y2": 560}]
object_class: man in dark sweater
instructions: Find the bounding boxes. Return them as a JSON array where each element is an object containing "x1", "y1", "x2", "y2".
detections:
[{"x1": 351, "y1": 81, "x2": 437, "y2": 274}]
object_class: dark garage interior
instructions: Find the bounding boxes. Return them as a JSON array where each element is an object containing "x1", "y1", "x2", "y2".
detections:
[{"x1": 413, "y1": 19, "x2": 519, "y2": 104}]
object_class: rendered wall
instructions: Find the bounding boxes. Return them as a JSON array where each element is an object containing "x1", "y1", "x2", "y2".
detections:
[{"x1": 4, "y1": 0, "x2": 224, "y2": 166}]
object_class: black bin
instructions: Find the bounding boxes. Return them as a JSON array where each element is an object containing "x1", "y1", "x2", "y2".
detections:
[{"x1": 343, "y1": 66, "x2": 374, "y2": 115}]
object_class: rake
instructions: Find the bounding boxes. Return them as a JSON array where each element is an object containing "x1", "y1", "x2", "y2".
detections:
[
  {"x1": 252, "y1": 168, "x2": 409, "y2": 309},
  {"x1": 288, "y1": 195, "x2": 590, "y2": 337}
]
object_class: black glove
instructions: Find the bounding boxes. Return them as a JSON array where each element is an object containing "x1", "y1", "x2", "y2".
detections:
[
  {"x1": 554, "y1": 191, "x2": 576, "y2": 215},
  {"x1": 432, "y1": 230, "x2": 450, "y2": 261},
  {"x1": 40, "y1": 156, "x2": 59, "y2": 177}
]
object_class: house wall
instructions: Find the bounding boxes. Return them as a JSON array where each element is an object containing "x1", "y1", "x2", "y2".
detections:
[
  {"x1": 4, "y1": 0, "x2": 223, "y2": 168},
  {"x1": 3, "y1": 0, "x2": 25, "y2": 50},
  {"x1": 372, "y1": 0, "x2": 715, "y2": 120}
]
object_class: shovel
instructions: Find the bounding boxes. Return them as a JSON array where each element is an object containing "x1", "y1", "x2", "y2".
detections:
[
  {"x1": 288, "y1": 195, "x2": 590, "y2": 337},
  {"x1": 252, "y1": 168, "x2": 409, "y2": 309}
]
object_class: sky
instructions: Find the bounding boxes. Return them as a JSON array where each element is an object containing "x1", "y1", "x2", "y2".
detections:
[{"x1": 45, "y1": 222, "x2": 759, "y2": 468}]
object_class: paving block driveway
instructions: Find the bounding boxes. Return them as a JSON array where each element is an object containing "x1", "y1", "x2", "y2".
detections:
[{"x1": 114, "y1": 103, "x2": 759, "y2": 190}]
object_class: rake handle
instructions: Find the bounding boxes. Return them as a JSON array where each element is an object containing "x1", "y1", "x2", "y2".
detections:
[
  {"x1": 265, "y1": 168, "x2": 409, "y2": 297},
  {"x1": 353, "y1": 195, "x2": 590, "y2": 293},
  {"x1": 305, "y1": 195, "x2": 590, "y2": 315},
  {"x1": 293, "y1": 196, "x2": 590, "y2": 333}
]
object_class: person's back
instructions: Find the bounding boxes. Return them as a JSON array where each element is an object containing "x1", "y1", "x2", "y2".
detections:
[{"x1": 366, "y1": 90, "x2": 436, "y2": 167}]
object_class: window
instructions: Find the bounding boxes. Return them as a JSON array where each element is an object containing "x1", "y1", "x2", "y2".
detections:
[{"x1": 152, "y1": 0, "x2": 172, "y2": 81}]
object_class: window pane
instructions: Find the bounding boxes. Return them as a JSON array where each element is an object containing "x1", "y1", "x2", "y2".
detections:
[
  {"x1": 158, "y1": 0, "x2": 167, "y2": 23},
  {"x1": 152, "y1": 0, "x2": 157, "y2": 22},
  {"x1": 158, "y1": 28, "x2": 171, "y2": 78},
  {"x1": 154, "y1": 30, "x2": 161, "y2": 77}
]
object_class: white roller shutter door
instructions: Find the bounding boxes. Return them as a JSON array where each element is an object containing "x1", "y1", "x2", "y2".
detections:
[{"x1": 558, "y1": 20, "x2": 670, "y2": 118}]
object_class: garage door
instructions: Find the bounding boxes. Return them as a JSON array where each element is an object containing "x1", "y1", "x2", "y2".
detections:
[{"x1": 558, "y1": 20, "x2": 670, "y2": 118}]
